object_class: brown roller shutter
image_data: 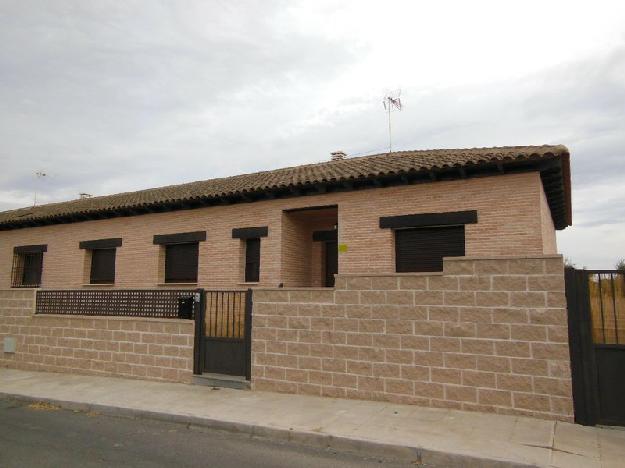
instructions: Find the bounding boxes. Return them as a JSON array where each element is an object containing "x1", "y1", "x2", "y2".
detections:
[
  {"x1": 245, "y1": 238, "x2": 261, "y2": 282},
  {"x1": 395, "y1": 226, "x2": 465, "y2": 273},
  {"x1": 90, "y1": 249, "x2": 116, "y2": 284},
  {"x1": 165, "y1": 243, "x2": 199, "y2": 283},
  {"x1": 22, "y1": 252, "x2": 43, "y2": 286}
]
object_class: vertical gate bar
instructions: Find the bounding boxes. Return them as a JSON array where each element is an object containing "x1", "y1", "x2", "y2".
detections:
[
  {"x1": 244, "y1": 288, "x2": 253, "y2": 381},
  {"x1": 228, "y1": 291, "x2": 231, "y2": 338},
  {"x1": 224, "y1": 291, "x2": 228, "y2": 337},
  {"x1": 199, "y1": 289, "x2": 206, "y2": 374},
  {"x1": 231, "y1": 291, "x2": 236, "y2": 338},
  {"x1": 210, "y1": 292, "x2": 215, "y2": 337},
  {"x1": 230, "y1": 291, "x2": 234, "y2": 338},
  {"x1": 239, "y1": 292, "x2": 243, "y2": 339},
  {"x1": 610, "y1": 273, "x2": 619, "y2": 344},
  {"x1": 597, "y1": 274, "x2": 606, "y2": 343},
  {"x1": 232, "y1": 292, "x2": 237, "y2": 338},
  {"x1": 209, "y1": 292, "x2": 213, "y2": 336},
  {"x1": 581, "y1": 270, "x2": 600, "y2": 425},
  {"x1": 193, "y1": 288, "x2": 205, "y2": 375},
  {"x1": 219, "y1": 291, "x2": 228, "y2": 336}
]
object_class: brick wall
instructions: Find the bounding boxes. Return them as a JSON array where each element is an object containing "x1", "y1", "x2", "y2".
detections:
[
  {"x1": 539, "y1": 183, "x2": 557, "y2": 254},
  {"x1": 251, "y1": 255, "x2": 573, "y2": 421},
  {"x1": 0, "y1": 172, "x2": 556, "y2": 289},
  {"x1": 0, "y1": 290, "x2": 194, "y2": 382}
]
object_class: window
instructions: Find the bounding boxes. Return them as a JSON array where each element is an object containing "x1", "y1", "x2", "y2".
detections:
[
  {"x1": 14, "y1": 253, "x2": 43, "y2": 287},
  {"x1": 79, "y1": 238, "x2": 122, "y2": 285},
  {"x1": 244, "y1": 238, "x2": 261, "y2": 283},
  {"x1": 395, "y1": 225, "x2": 465, "y2": 272},
  {"x1": 11, "y1": 245, "x2": 46, "y2": 288},
  {"x1": 165, "y1": 243, "x2": 199, "y2": 283},
  {"x1": 90, "y1": 249, "x2": 116, "y2": 284}
]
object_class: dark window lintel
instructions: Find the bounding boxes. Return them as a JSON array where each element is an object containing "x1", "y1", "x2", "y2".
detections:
[
  {"x1": 232, "y1": 226, "x2": 268, "y2": 239},
  {"x1": 380, "y1": 210, "x2": 477, "y2": 229},
  {"x1": 153, "y1": 231, "x2": 206, "y2": 245},
  {"x1": 79, "y1": 238, "x2": 122, "y2": 250},
  {"x1": 14, "y1": 244, "x2": 47, "y2": 254}
]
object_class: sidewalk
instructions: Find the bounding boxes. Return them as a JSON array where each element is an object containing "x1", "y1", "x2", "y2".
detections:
[{"x1": 1, "y1": 369, "x2": 622, "y2": 467}]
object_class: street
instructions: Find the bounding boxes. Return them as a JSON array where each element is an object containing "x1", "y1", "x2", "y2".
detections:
[{"x1": 0, "y1": 397, "x2": 418, "y2": 467}]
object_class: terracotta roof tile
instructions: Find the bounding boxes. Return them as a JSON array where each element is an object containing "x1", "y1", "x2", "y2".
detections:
[{"x1": 0, "y1": 145, "x2": 571, "y2": 229}]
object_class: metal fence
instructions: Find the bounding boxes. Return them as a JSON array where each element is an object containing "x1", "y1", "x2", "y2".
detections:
[{"x1": 35, "y1": 289, "x2": 198, "y2": 319}]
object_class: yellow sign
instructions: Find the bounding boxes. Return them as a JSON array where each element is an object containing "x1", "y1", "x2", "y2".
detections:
[{"x1": 338, "y1": 244, "x2": 348, "y2": 253}]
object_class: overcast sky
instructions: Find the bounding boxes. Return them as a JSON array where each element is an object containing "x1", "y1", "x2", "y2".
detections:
[{"x1": 1, "y1": 1, "x2": 624, "y2": 268}]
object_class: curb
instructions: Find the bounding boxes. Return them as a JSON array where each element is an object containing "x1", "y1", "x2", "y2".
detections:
[{"x1": 1, "y1": 391, "x2": 537, "y2": 468}]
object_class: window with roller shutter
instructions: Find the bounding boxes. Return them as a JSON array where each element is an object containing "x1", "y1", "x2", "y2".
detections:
[
  {"x1": 244, "y1": 238, "x2": 261, "y2": 283},
  {"x1": 90, "y1": 248, "x2": 116, "y2": 284},
  {"x1": 395, "y1": 225, "x2": 465, "y2": 273},
  {"x1": 165, "y1": 243, "x2": 199, "y2": 283}
]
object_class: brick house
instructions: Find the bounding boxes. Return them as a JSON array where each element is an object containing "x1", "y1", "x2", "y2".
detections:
[
  {"x1": 1, "y1": 145, "x2": 578, "y2": 422},
  {"x1": 0, "y1": 145, "x2": 570, "y2": 290}
]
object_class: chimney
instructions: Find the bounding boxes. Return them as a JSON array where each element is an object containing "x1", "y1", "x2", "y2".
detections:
[{"x1": 330, "y1": 150, "x2": 346, "y2": 161}]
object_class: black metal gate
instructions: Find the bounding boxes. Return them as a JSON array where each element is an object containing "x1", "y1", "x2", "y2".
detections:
[
  {"x1": 565, "y1": 268, "x2": 625, "y2": 426},
  {"x1": 193, "y1": 289, "x2": 252, "y2": 379}
]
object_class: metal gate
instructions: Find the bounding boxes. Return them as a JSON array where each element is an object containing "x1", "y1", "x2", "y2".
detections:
[
  {"x1": 193, "y1": 289, "x2": 252, "y2": 379},
  {"x1": 565, "y1": 268, "x2": 625, "y2": 426}
]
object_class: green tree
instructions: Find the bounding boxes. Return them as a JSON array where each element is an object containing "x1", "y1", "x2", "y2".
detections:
[{"x1": 616, "y1": 258, "x2": 625, "y2": 272}]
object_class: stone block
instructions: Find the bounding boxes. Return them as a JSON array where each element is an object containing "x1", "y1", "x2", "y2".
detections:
[
  {"x1": 508, "y1": 259, "x2": 545, "y2": 275},
  {"x1": 462, "y1": 370, "x2": 496, "y2": 388},
  {"x1": 444, "y1": 291, "x2": 475, "y2": 306},
  {"x1": 385, "y1": 379, "x2": 414, "y2": 395},
  {"x1": 478, "y1": 389, "x2": 512, "y2": 407},
  {"x1": 370, "y1": 276, "x2": 398, "y2": 290},
  {"x1": 510, "y1": 324, "x2": 547, "y2": 342},
  {"x1": 398, "y1": 276, "x2": 428, "y2": 290},
  {"x1": 430, "y1": 337, "x2": 461, "y2": 353},
  {"x1": 444, "y1": 322, "x2": 476, "y2": 338},
  {"x1": 443, "y1": 259, "x2": 474, "y2": 275},
  {"x1": 431, "y1": 367, "x2": 461, "y2": 384},
  {"x1": 360, "y1": 290, "x2": 386, "y2": 305},
  {"x1": 510, "y1": 292, "x2": 546, "y2": 308}
]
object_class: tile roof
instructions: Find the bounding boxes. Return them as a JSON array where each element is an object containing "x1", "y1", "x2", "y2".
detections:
[{"x1": 0, "y1": 145, "x2": 571, "y2": 230}]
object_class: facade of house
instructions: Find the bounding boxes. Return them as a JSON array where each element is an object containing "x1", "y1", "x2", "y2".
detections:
[
  {"x1": 0, "y1": 146, "x2": 570, "y2": 290},
  {"x1": 1, "y1": 145, "x2": 579, "y2": 422}
]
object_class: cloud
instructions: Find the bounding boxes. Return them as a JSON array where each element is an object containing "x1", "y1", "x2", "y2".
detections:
[{"x1": 0, "y1": 1, "x2": 624, "y2": 268}]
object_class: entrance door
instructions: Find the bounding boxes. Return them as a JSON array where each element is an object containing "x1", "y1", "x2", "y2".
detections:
[
  {"x1": 194, "y1": 290, "x2": 252, "y2": 378},
  {"x1": 566, "y1": 269, "x2": 625, "y2": 426},
  {"x1": 325, "y1": 241, "x2": 338, "y2": 287}
]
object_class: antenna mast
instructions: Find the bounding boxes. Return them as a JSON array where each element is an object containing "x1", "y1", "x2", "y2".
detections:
[
  {"x1": 33, "y1": 171, "x2": 47, "y2": 206},
  {"x1": 382, "y1": 90, "x2": 402, "y2": 153}
]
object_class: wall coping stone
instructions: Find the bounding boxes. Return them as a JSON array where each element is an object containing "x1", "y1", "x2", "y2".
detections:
[
  {"x1": 444, "y1": 255, "x2": 563, "y2": 261},
  {"x1": 251, "y1": 287, "x2": 333, "y2": 291},
  {"x1": 0, "y1": 289, "x2": 38, "y2": 292},
  {"x1": 32, "y1": 314, "x2": 193, "y2": 324},
  {"x1": 336, "y1": 272, "x2": 442, "y2": 278}
]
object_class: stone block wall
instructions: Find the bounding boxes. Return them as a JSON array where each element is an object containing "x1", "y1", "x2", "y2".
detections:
[
  {"x1": 251, "y1": 255, "x2": 573, "y2": 421},
  {"x1": 0, "y1": 289, "x2": 194, "y2": 382}
]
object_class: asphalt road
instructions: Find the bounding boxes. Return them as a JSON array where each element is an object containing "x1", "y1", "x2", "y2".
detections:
[{"x1": 0, "y1": 397, "x2": 419, "y2": 468}]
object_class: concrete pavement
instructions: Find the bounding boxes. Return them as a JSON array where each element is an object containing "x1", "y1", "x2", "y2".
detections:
[{"x1": 1, "y1": 368, "x2": 623, "y2": 467}]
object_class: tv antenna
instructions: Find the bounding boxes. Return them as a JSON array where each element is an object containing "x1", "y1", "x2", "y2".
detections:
[
  {"x1": 33, "y1": 171, "x2": 47, "y2": 206},
  {"x1": 382, "y1": 90, "x2": 402, "y2": 153}
]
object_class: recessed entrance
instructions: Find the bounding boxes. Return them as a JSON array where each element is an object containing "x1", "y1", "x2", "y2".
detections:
[{"x1": 281, "y1": 205, "x2": 338, "y2": 287}]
